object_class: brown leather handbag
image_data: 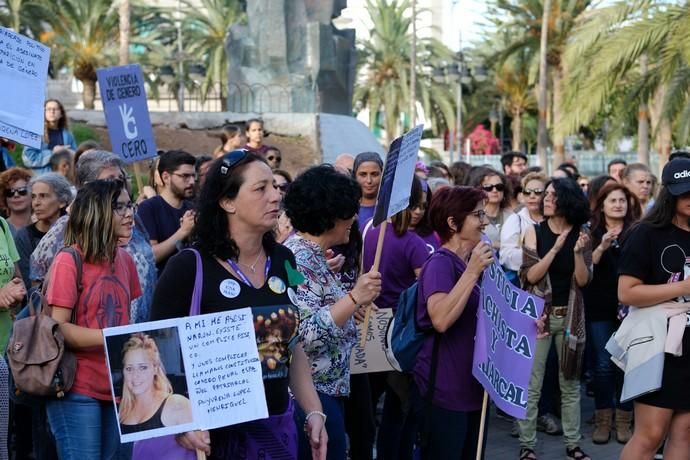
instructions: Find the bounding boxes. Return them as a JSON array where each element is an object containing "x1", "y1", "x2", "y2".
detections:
[{"x1": 7, "y1": 247, "x2": 82, "y2": 398}]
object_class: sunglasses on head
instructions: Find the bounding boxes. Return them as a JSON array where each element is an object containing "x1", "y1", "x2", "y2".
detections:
[
  {"x1": 220, "y1": 150, "x2": 248, "y2": 176},
  {"x1": 4, "y1": 186, "x2": 28, "y2": 198},
  {"x1": 481, "y1": 183, "x2": 505, "y2": 192}
]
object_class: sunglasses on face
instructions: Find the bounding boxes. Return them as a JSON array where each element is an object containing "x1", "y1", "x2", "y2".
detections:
[
  {"x1": 4, "y1": 186, "x2": 28, "y2": 198},
  {"x1": 481, "y1": 184, "x2": 505, "y2": 192},
  {"x1": 523, "y1": 188, "x2": 544, "y2": 197},
  {"x1": 220, "y1": 150, "x2": 248, "y2": 176},
  {"x1": 267, "y1": 156, "x2": 281, "y2": 162},
  {"x1": 277, "y1": 183, "x2": 289, "y2": 192}
]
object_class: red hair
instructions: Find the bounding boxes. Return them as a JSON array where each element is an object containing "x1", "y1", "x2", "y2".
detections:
[{"x1": 429, "y1": 186, "x2": 486, "y2": 243}]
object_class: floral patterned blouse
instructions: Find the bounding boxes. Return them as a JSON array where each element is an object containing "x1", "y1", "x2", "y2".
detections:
[{"x1": 284, "y1": 234, "x2": 357, "y2": 397}]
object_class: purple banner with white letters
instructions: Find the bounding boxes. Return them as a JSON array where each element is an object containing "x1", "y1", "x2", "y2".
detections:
[{"x1": 472, "y1": 261, "x2": 544, "y2": 419}]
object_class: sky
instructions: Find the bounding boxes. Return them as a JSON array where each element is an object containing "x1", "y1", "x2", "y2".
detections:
[{"x1": 443, "y1": 0, "x2": 492, "y2": 50}]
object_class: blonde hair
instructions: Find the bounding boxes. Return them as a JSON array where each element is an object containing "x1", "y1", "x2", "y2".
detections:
[
  {"x1": 118, "y1": 333, "x2": 173, "y2": 423},
  {"x1": 521, "y1": 172, "x2": 547, "y2": 189}
]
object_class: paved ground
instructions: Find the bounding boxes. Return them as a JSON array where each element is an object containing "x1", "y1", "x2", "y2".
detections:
[{"x1": 486, "y1": 391, "x2": 624, "y2": 460}]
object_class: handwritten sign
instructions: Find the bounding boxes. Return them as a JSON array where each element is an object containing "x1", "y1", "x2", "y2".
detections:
[
  {"x1": 0, "y1": 27, "x2": 50, "y2": 148},
  {"x1": 472, "y1": 262, "x2": 544, "y2": 419},
  {"x1": 97, "y1": 64, "x2": 157, "y2": 163},
  {"x1": 373, "y1": 124, "x2": 423, "y2": 226},
  {"x1": 104, "y1": 309, "x2": 268, "y2": 443},
  {"x1": 351, "y1": 308, "x2": 395, "y2": 374}
]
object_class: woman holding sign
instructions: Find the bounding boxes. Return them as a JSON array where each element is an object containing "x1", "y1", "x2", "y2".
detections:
[
  {"x1": 22, "y1": 99, "x2": 77, "y2": 174},
  {"x1": 517, "y1": 178, "x2": 591, "y2": 460},
  {"x1": 45, "y1": 179, "x2": 141, "y2": 460},
  {"x1": 411, "y1": 185, "x2": 493, "y2": 459},
  {"x1": 151, "y1": 151, "x2": 327, "y2": 460},
  {"x1": 283, "y1": 165, "x2": 382, "y2": 460}
]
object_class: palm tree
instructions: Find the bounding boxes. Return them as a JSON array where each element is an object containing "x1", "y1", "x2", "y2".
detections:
[
  {"x1": 0, "y1": 0, "x2": 45, "y2": 35},
  {"x1": 354, "y1": 0, "x2": 456, "y2": 146},
  {"x1": 182, "y1": 0, "x2": 244, "y2": 111},
  {"x1": 495, "y1": 51, "x2": 536, "y2": 152},
  {"x1": 559, "y1": 0, "x2": 684, "y2": 170},
  {"x1": 40, "y1": 0, "x2": 119, "y2": 109},
  {"x1": 493, "y1": 0, "x2": 593, "y2": 168}
]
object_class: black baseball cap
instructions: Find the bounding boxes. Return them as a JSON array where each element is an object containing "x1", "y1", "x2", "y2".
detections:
[{"x1": 662, "y1": 158, "x2": 690, "y2": 196}]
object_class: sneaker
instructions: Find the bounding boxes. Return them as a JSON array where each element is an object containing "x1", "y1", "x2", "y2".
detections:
[{"x1": 537, "y1": 414, "x2": 563, "y2": 436}]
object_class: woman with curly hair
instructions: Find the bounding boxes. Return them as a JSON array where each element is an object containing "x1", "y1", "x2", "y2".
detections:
[
  {"x1": 517, "y1": 178, "x2": 592, "y2": 460},
  {"x1": 0, "y1": 167, "x2": 33, "y2": 230},
  {"x1": 283, "y1": 165, "x2": 382, "y2": 460},
  {"x1": 151, "y1": 151, "x2": 327, "y2": 459},
  {"x1": 118, "y1": 333, "x2": 192, "y2": 434}
]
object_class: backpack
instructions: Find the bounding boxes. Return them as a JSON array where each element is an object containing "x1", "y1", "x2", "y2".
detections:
[
  {"x1": 384, "y1": 281, "x2": 423, "y2": 372},
  {"x1": 7, "y1": 247, "x2": 82, "y2": 399}
]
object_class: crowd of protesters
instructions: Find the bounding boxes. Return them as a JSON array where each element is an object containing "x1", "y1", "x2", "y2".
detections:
[{"x1": 0, "y1": 103, "x2": 687, "y2": 460}]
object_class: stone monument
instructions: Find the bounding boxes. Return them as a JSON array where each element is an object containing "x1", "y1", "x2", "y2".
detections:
[{"x1": 225, "y1": 0, "x2": 356, "y2": 115}]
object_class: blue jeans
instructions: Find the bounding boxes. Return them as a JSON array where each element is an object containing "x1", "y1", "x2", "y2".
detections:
[
  {"x1": 46, "y1": 392, "x2": 120, "y2": 460},
  {"x1": 587, "y1": 321, "x2": 632, "y2": 411},
  {"x1": 295, "y1": 392, "x2": 346, "y2": 460}
]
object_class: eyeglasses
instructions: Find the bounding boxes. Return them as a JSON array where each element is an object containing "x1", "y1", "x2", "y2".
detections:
[
  {"x1": 469, "y1": 209, "x2": 488, "y2": 221},
  {"x1": 267, "y1": 156, "x2": 281, "y2": 163},
  {"x1": 481, "y1": 184, "x2": 505, "y2": 192},
  {"x1": 171, "y1": 172, "x2": 196, "y2": 182},
  {"x1": 45, "y1": 108, "x2": 61, "y2": 112},
  {"x1": 113, "y1": 201, "x2": 135, "y2": 216},
  {"x1": 277, "y1": 183, "x2": 289, "y2": 192},
  {"x1": 4, "y1": 186, "x2": 28, "y2": 198},
  {"x1": 523, "y1": 188, "x2": 544, "y2": 197},
  {"x1": 220, "y1": 150, "x2": 248, "y2": 176}
]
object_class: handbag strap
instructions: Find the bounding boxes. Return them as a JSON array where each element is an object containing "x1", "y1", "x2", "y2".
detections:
[
  {"x1": 186, "y1": 248, "x2": 203, "y2": 317},
  {"x1": 33, "y1": 246, "x2": 83, "y2": 323}
]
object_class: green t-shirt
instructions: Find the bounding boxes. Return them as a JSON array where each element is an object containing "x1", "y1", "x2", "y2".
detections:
[{"x1": 0, "y1": 217, "x2": 20, "y2": 354}]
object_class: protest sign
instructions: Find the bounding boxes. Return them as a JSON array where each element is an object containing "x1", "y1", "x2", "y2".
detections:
[
  {"x1": 351, "y1": 307, "x2": 395, "y2": 374},
  {"x1": 472, "y1": 262, "x2": 545, "y2": 419},
  {"x1": 0, "y1": 27, "x2": 50, "y2": 148},
  {"x1": 372, "y1": 124, "x2": 423, "y2": 226},
  {"x1": 104, "y1": 309, "x2": 268, "y2": 443},
  {"x1": 97, "y1": 64, "x2": 156, "y2": 163}
]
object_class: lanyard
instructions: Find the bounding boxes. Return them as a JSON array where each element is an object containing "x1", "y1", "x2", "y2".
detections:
[{"x1": 227, "y1": 257, "x2": 271, "y2": 288}]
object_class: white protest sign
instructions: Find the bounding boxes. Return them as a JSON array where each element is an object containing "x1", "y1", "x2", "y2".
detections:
[
  {"x1": 0, "y1": 27, "x2": 50, "y2": 147},
  {"x1": 351, "y1": 308, "x2": 395, "y2": 374},
  {"x1": 104, "y1": 309, "x2": 268, "y2": 443}
]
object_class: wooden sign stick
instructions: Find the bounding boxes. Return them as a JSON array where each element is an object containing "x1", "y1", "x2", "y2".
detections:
[
  {"x1": 475, "y1": 391, "x2": 489, "y2": 460},
  {"x1": 196, "y1": 449, "x2": 206, "y2": 460},
  {"x1": 359, "y1": 220, "x2": 387, "y2": 347}
]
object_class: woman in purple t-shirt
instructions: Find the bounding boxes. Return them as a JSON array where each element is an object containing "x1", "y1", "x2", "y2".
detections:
[{"x1": 413, "y1": 186, "x2": 493, "y2": 459}]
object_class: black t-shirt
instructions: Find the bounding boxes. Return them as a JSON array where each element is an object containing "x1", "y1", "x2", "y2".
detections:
[
  {"x1": 47, "y1": 128, "x2": 63, "y2": 149},
  {"x1": 136, "y1": 195, "x2": 194, "y2": 275},
  {"x1": 584, "y1": 226, "x2": 622, "y2": 322},
  {"x1": 151, "y1": 243, "x2": 300, "y2": 416},
  {"x1": 536, "y1": 220, "x2": 579, "y2": 306}
]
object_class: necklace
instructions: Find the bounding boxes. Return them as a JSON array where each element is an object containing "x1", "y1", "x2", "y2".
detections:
[{"x1": 236, "y1": 250, "x2": 264, "y2": 274}]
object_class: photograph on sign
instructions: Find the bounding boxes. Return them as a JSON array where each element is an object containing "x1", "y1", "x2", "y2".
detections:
[
  {"x1": 104, "y1": 309, "x2": 268, "y2": 443},
  {"x1": 0, "y1": 27, "x2": 50, "y2": 147},
  {"x1": 97, "y1": 64, "x2": 157, "y2": 164}
]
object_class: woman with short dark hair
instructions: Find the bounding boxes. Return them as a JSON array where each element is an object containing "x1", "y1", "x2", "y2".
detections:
[
  {"x1": 283, "y1": 164, "x2": 382, "y2": 460},
  {"x1": 151, "y1": 151, "x2": 327, "y2": 459},
  {"x1": 411, "y1": 186, "x2": 493, "y2": 459},
  {"x1": 518, "y1": 178, "x2": 592, "y2": 460}
]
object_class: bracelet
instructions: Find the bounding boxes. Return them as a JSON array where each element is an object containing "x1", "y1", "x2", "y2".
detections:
[
  {"x1": 303, "y1": 410, "x2": 327, "y2": 433},
  {"x1": 347, "y1": 291, "x2": 358, "y2": 306}
]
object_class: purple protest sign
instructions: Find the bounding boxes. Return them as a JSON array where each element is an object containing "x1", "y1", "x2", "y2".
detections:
[
  {"x1": 472, "y1": 262, "x2": 544, "y2": 419},
  {"x1": 97, "y1": 64, "x2": 157, "y2": 164}
]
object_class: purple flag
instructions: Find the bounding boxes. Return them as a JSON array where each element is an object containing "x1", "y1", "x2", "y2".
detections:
[{"x1": 472, "y1": 262, "x2": 544, "y2": 419}]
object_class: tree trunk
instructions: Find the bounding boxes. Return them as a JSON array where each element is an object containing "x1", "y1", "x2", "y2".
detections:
[
  {"x1": 637, "y1": 53, "x2": 650, "y2": 165},
  {"x1": 649, "y1": 83, "x2": 668, "y2": 174},
  {"x1": 409, "y1": 0, "x2": 416, "y2": 127},
  {"x1": 83, "y1": 79, "x2": 96, "y2": 109},
  {"x1": 551, "y1": 65, "x2": 566, "y2": 169},
  {"x1": 119, "y1": 0, "x2": 130, "y2": 66},
  {"x1": 536, "y1": 0, "x2": 551, "y2": 170},
  {"x1": 511, "y1": 109, "x2": 523, "y2": 152},
  {"x1": 657, "y1": 118, "x2": 672, "y2": 176}
]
